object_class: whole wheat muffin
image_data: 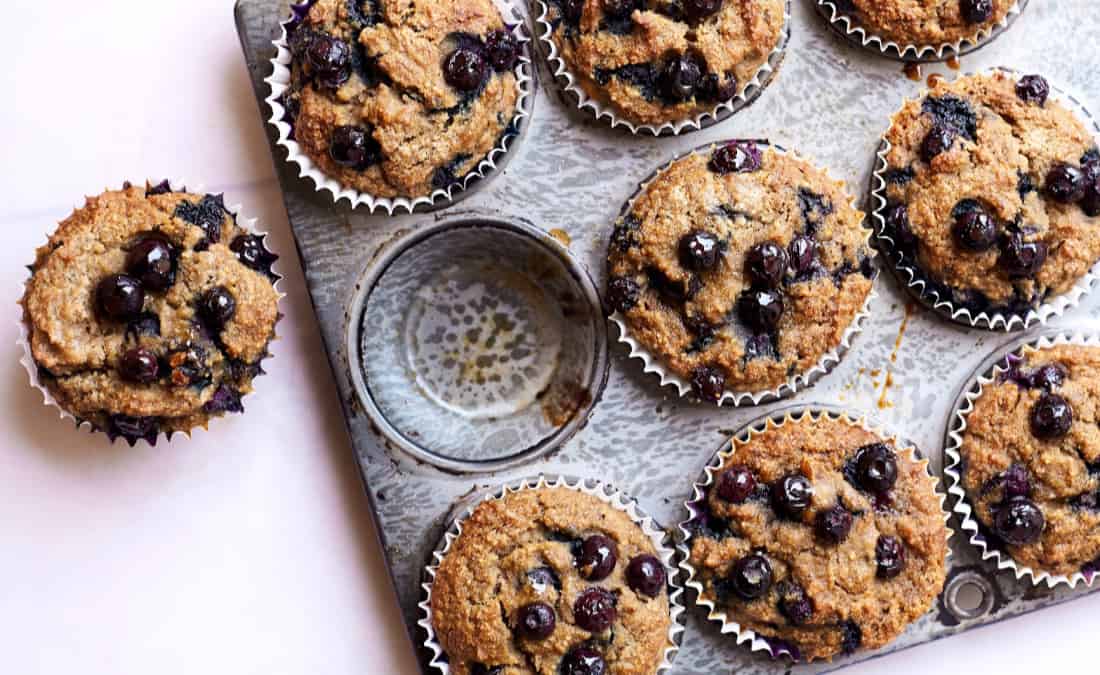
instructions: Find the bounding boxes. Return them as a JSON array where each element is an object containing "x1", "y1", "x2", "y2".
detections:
[
  {"x1": 606, "y1": 142, "x2": 875, "y2": 403},
  {"x1": 21, "y1": 183, "x2": 280, "y2": 445},
  {"x1": 879, "y1": 71, "x2": 1100, "y2": 320},
  {"x1": 544, "y1": 0, "x2": 785, "y2": 126},
  {"x1": 282, "y1": 0, "x2": 522, "y2": 199},
  {"x1": 430, "y1": 486, "x2": 674, "y2": 675},
  {"x1": 827, "y1": 0, "x2": 1015, "y2": 47},
  {"x1": 686, "y1": 414, "x2": 947, "y2": 662},
  {"x1": 958, "y1": 343, "x2": 1100, "y2": 577}
]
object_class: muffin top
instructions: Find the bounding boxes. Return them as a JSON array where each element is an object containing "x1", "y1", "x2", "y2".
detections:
[
  {"x1": 283, "y1": 0, "x2": 522, "y2": 199},
  {"x1": 686, "y1": 414, "x2": 947, "y2": 662},
  {"x1": 545, "y1": 0, "x2": 785, "y2": 127},
  {"x1": 879, "y1": 71, "x2": 1100, "y2": 319},
  {"x1": 830, "y1": 0, "x2": 1015, "y2": 47},
  {"x1": 430, "y1": 486, "x2": 673, "y2": 675},
  {"x1": 959, "y1": 343, "x2": 1100, "y2": 577},
  {"x1": 21, "y1": 183, "x2": 280, "y2": 444},
  {"x1": 606, "y1": 142, "x2": 874, "y2": 402}
]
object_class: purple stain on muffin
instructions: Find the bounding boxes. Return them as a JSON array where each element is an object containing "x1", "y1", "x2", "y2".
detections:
[
  {"x1": 175, "y1": 194, "x2": 227, "y2": 244},
  {"x1": 203, "y1": 385, "x2": 245, "y2": 414},
  {"x1": 106, "y1": 414, "x2": 161, "y2": 446}
]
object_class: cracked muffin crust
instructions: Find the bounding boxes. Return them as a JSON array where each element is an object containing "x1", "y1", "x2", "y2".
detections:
[
  {"x1": 282, "y1": 0, "x2": 522, "y2": 199},
  {"x1": 20, "y1": 183, "x2": 280, "y2": 445},
  {"x1": 544, "y1": 0, "x2": 785, "y2": 127},
  {"x1": 606, "y1": 142, "x2": 875, "y2": 403},
  {"x1": 958, "y1": 343, "x2": 1100, "y2": 577},
  {"x1": 878, "y1": 71, "x2": 1100, "y2": 321},
  {"x1": 686, "y1": 414, "x2": 947, "y2": 662},
  {"x1": 826, "y1": 0, "x2": 1015, "y2": 47},
  {"x1": 430, "y1": 486, "x2": 673, "y2": 675}
]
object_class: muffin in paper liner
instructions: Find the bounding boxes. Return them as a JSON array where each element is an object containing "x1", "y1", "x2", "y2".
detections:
[
  {"x1": 676, "y1": 405, "x2": 952, "y2": 663},
  {"x1": 17, "y1": 179, "x2": 284, "y2": 447},
  {"x1": 418, "y1": 474, "x2": 685, "y2": 674},
  {"x1": 610, "y1": 140, "x2": 878, "y2": 406},
  {"x1": 814, "y1": 0, "x2": 1027, "y2": 62},
  {"x1": 944, "y1": 330, "x2": 1100, "y2": 589},
  {"x1": 532, "y1": 0, "x2": 790, "y2": 136},
  {"x1": 264, "y1": 0, "x2": 536, "y2": 214},
  {"x1": 869, "y1": 67, "x2": 1100, "y2": 332}
]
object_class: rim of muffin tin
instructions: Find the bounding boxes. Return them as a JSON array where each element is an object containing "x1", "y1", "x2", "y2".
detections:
[
  {"x1": 611, "y1": 139, "x2": 878, "y2": 406},
  {"x1": 676, "y1": 404, "x2": 952, "y2": 665},
  {"x1": 343, "y1": 212, "x2": 610, "y2": 474},
  {"x1": 417, "y1": 474, "x2": 686, "y2": 674},
  {"x1": 531, "y1": 0, "x2": 791, "y2": 136},
  {"x1": 264, "y1": 0, "x2": 537, "y2": 215},
  {"x1": 17, "y1": 179, "x2": 285, "y2": 446},
  {"x1": 943, "y1": 329, "x2": 1100, "y2": 589},
  {"x1": 813, "y1": 0, "x2": 1028, "y2": 63},
  {"x1": 869, "y1": 66, "x2": 1100, "y2": 332}
]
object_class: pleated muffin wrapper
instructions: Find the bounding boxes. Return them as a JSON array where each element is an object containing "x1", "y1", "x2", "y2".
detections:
[
  {"x1": 944, "y1": 330, "x2": 1100, "y2": 589},
  {"x1": 814, "y1": 0, "x2": 1027, "y2": 62},
  {"x1": 532, "y1": 0, "x2": 791, "y2": 136},
  {"x1": 611, "y1": 140, "x2": 878, "y2": 406},
  {"x1": 17, "y1": 179, "x2": 285, "y2": 447},
  {"x1": 265, "y1": 0, "x2": 536, "y2": 214},
  {"x1": 870, "y1": 66, "x2": 1100, "y2": 332},
  {"x1": 418, "y1": 474, "x2": 686, "y2": 674},
  {"x1": 676, "y1": 405, "x2": 952, "y2": 664}
]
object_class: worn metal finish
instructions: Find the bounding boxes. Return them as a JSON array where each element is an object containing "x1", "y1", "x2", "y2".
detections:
[{"x1": 234, "y1": 1, "x2": 1100, "y2": 672}]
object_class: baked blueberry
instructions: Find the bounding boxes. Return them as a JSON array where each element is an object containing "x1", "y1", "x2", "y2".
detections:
[
  {"x1": 560, "y1": 646, "x2": 607, "y2": 675},
  {"x1": 1046, "y1": 163, "x2": 1087, "y2": 203},
  {"x1": 698, "y1": 72, "x2": 737, "y2": 103},
  {"x1": 576, "y1": 534, "x2": 618, "y2": 581},
  {"x1": 875, "y1": 535, "x2": 906, "y2": 579},
  {"x1": 1031, "y1": 392, "x2": 1073, "y2": 439},
  {"x1": 691, "y1": 365, "x2": 726, "y2": 403},
  {"x1": 1016, "y1": 75, "x2": 1050, "y2": 106},
  {"x1": 1028, "y1": 363, "x2": 1066, "y2": 391},
  {"x1": 1001, "y1": 464, "x2": 1032, "y2": 499},
  {"x1": 573, "y1": 587, "x2": 617, "y2": 632},
  {"x1": 1082, "y1": 174, "x2": 1100, "y2": 217},
  {"x1": 737, "y1": 289, "x2": 783, "y2": 331},
  {"x1": 716, "y1": 465, "x2": 756, "y2": 503},
  {"x1": 443, "y1": 46, "x2": 489, "y2": 92},
  {"x1": 515, "y1": 602, "x2": 556, "y2": 640},
  {"x1": 920, "y1": 124, "x2": 956, "y2": 162},
  {"x1": 815, "y1": 504, "x2": 853, "y2": 544},
  {"x1": 606, "y1": 276, "x2": 640, "y2": 313},
  {"x1": 777, "y1": 582, "x2": 813, "y2": 625},
  {"x1": 883, "y1": 203, "x2": 918, "y2": 253},
  {"x1": 994, "y1": 497, "x2": 1044, "y2": 545},
  {"x1": 788, "y1": 236, "x2": 817, "y2": 276},
  {"x1": 471, "y1": 665, "x2": 504, "y2": 675},
  {"x1": 199, "y1": 286, "x2": 237, "y2": 331},
  {"x1": 745, "y1": 242, "x2": 788, "y2": 288},
  {"x1": 710, "y1": 141, "x2": 761, "y2": 174},
  {"x1": 960, "y1": 0, "x2": 993, "y2": 23},
  {"x1": 96, "y1": 274, "x2": 145, "y2": 322},
  {"x1": 853, "y1": 444, "x2": 898, "y2": 494},
  {"x1": 626, "y1": 554, "x2": 667, "y2": 598},
  {"x1": 682, "y1": 0, "x2": 722, "y2": 21},
  {"x1": 484, "y1": 29, "x2": 519, "y2": 72},
  {"x1": 230, "y1": 235, "x2": 278, "y2": 278},
  {"x1": 107, "y1": 414, "x2": 159, "y2": 445},
  {"x1": 118, "y1": 348, "x2": 159, "y2": 384},
  {"x1": 602, "y1": 0, "x2": 637, "y2": 17},
  {"x1": 305, "y1": 34, "x2": 351, "y2": 87},
  {"x1": 729, "y1": 553, "x2": 773, "y2": 600},
  {"x1": 527, "y1": 566, "x2": 561, "y2": 593},
  {"x1": 771, "y1": 474, "x2": 813, "y2": 519},
  {"x1": 953, "y1": 207, "x2": 997, "y2": 252},
  {"x1": 660, "y1": 55, "x2": 702, "y2": 101},
  {"x1": 998, "y1": 233, "x2": 1048, "y2": 278},
  {"x1": 330, "y1": 125, "x2": 381, "y2": 170},
  {"x1": 126, "y1": 236, "x2": 177, "y2": 292},
  {"x1": 679, "y1": 230, "x2": 723, "y2": 271},
  {"x1": 840, "y1": 620, "x2": 862, "y2": 654}
]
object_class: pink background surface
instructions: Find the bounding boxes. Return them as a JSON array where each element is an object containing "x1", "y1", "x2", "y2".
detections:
[{"x1": 2, "y1": 1, "x2": 1098, "y2": 672}]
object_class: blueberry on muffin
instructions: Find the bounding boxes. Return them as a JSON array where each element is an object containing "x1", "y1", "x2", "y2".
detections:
[{"x1": 826, "y1": 0, "x2": 1015, "y2": 47}]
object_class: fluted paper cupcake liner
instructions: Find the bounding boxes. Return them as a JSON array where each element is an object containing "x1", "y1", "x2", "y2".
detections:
[
  {"x1": 944, "y1": 330, "x2": 1100, "y2": 589},
  {"x1": 17, "y1": 179, "x2": 284, "y2": 446},
  {"x1": 870, "y1": 67, "x2": 1100, "y2": 332},
  {"x1": 532, "y1": 0, "x2": 790, "y2": 136},
  {"x1": 264, "y1": 0, "x2": 536, "y2": 214},
  {"x1": 815, "y1": 0, "x2": 1027, "y2": 62},
  {"x1": 612, "y1": 140, "x2": 877, "y2": 406},
  {"x1": 677, "y1": 405, "x2": 952, "y2": 663},
  {"x1": 418, "y1": 474, "x2": 685, "y2": 674}
]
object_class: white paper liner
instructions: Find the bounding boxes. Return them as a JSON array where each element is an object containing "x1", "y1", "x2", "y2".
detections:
[
  {"x1": 17, "y1": 179, "x2": 285, "y2": 447},
  {"x1": 533, "y1": 0, "x2": 790, "y2": 136},
  {"x1": 612, "y1": 141, "x2": 878, "y2": 406},
  {"x1": 676, "y1": 405, "x2": 952, "y2": 663},
  {"x1": 815, "y1": 0, "x2": 1026, "y2": 62},
  {"x1": 944, "y1": 330, "x2": 1100, "y2": 589},
  {"x1": 418, "y1": 474, "x2": 685, "y2": 674},
  {"x1": 264, "y1": 0, "x2": 535, "y2": 214},
  {"x1": 870, "y1": 67, "x2": 1100, "y2": 332}
]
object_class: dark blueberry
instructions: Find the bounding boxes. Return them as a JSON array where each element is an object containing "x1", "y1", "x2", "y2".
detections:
[
  {"x1": 118, "y1": 348, "x2": 159, "y2": 384},
  {"x1": 875, "y1": 535, "x2": 906, "y2": 579},
  {"x1": 1001, "y1": 464, "x2": 1032, "y2": 499},
  {"x1": 166, "y1": 346, "x2": 211, "y2": 389},
  {"x1": 743, "y1": 332, "x2": 777, "y2": 361},
  {"x1": 1046, "y1": 163, "x2": 1087, "y2": 203},
  {"x1": 96, "y1": 274, "x2": 145, "y2": 322},
  {"x1": 679, "y1": 231, "x2": 723, "y2": 271},
  {"x1": 684, "y1": 315, "x2": 719, "y2": 351},
  {"x1": 922, "y1": 95, "x2": 978, "y2": 140},
  {"x1": 788, "y1": 236, "x2": 817, "y2": 276},
  {"x1": 994, "y1": 498, "x2": 1045, "y2": 545},
  {"x1": 1017, "y1": 171, "x2": 1036, "y2": 197},
  {"x1": 126, "y1": 312, "x2": 161, "y2": 339},
  {"x1": 840, "y1": 620, "x2": 862, "y2": 654},
  {"x1": 920, "y1": 124, "x2": 957, "y2": 162},
  {"x1": 527, "y1": 566, "x2": 562, "y2": 593},
  {"x1": 710, "y1": 141, "x2": 762, "y2": 174},
  {"x1": 660, "y1": 55, "x2": 702, "y2": 101},
  {"x1": 515, "y1": 602, "x2": 556, "y2": 640},
  {"x1": 330, "y1": 125, "x2": 381, "y2": 170},
  {"x1": 777, "y1": 582, "x2": 813, "y2": 625},
  {"x1": 561, "y1": 0, "x2": 585, "y2": 23},
  {"x1": 815, "y1": 505, "x2": 853, "y2": 544},
  {"x1": 1015, "y1": 74, "x2": 1050, "y2": 105},
  {"x1": 716, "y1": 465, "x2": 756, "y2": 503},
  {"x1": 230, "y1": 235, "x2": 279, "y2": 278},
  {"x1": 444, "y1": 46, "x2": 489, "y2": 92},
  {"x1": 484, "y1": 29, "x2": 519, "y2": 72},
  {"x1": 605, "y1": 276, "x2": 640, "y2": 313},
  {"x1": 998, "y1": 233, "x2": 1048, "y2": 278},
  {"x1": 305, "y1": 34, "x2": 351, "y2": 86},
  {"x1": 203, "y1": 385, "x2": 244, "y2": 414},
  {"x1": 175, "y1": 195, "x2": 225, "y2": 244},
  {"x1": 737, "y1": 289, "x2": 783, "y2": 331},
  {"x1": 107, "y1": 414, "x2": 159, "y2": 445},
  {"x1": 1028, "y1": 363, "x2": 1066, "y2": 391},
  {"x1": 602, "y1": 0, "x2": 637, "y2": 17},
  {"x1": 691, "y1": 365, "x2": 726, "y2": 403},
  {"x1": 772, "y1": 474, "x2": 813, "y2": 519},
  {"x1": 145, "y1": 180, "x2": 172, "y2": 196},
  {"x1": 573, "y1": 587, "x2": 617, "y2": 632},
  {"x1": 610, "y1": 215, "x2": 641, "y2": 252},
  {"x1": 199, "y1": 286, "x2": 237, "y2": 331},
  {"x1": 960, "y1": 0, "x2": 992, "y2": 22},
  {"x1": 646, "y1": 267, "x2": 698, "y2": 304},
  {"x1": 560, "y1": 646, "x2": 607, "y2": 675},
  {"x1": 1031, "y1": 392, "x2": 1074, "y2": 439},
  {"x1": 745, "y1": 242, "x2": 788, "y2": 288},
  {"x1": 126, "y1": 236, "x2": 177, "y2": 292},
  {"x1": 576, "y1": 535, "x2": 618, "y2": 581},
  {"x1": 626, "y1": 555, "x2": 667, "y2": 598},
  {"x1": 883, "y1": 203, "x2": 918, "y2": 252},
  {"x1": 1082, "y1": 174, "x2": 1100, "y2": 217},
  {"x1": 471, "y1": 666, "x2": 504, "y2": 675},
  {"x1": 729, "y1": 553, "x2": 773, "y2": 600},
  {"x1": 697, "y1": 72, "x2": 737, "y2": 103},
  {"x1": 953, "y1": 208, "x2": 998, "y2": 252},
  {"x1": 883, "y1": 167, "x2": 915, "y2": 185},
  {"x1": 682, "y1": 0, "x2": 722, "y2": 20},
  {"x1": 853, "y1": 444, "x2": 898, "y2": 494}
]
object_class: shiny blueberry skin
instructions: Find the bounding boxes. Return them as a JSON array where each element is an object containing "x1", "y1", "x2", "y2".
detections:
[
  {"x1": 230, "y1": 234, "x2": 278, "y2": 276},
  {"x1": 606, "y1": 276, "x2": 641, "y2": 313},
  {"x1": 1031, "y1": 392, "x2": 1074, "y2": 439},
  {"x1": 1028, "y1": 363, "x2": 1066, "y2": 391},
  {"x1": 691, "y1": 365, "x2": 726, "y2": 403},
  {"x1": 745, "y1": 242, "x2": 788, "y2": 288},
  {"x1": 921, "y1": 124, "x2": 956, "y2": 162},
  {"x1": 199, "y1": 286, "x2": 237, "y2": 331},
  {"x1": 698, "y1": 72, "x2": 737, "y2": 102},
  {"x1": 526, "y1": 566, "x2": 561, "y2": 593},
  {"x1": 118, "y1": 347, "x2": 159, "y2": 384},
  {"x1": 443, "y1": 46, "x2": 489, "y2": 91},
  {"x1": 560, "y1": 646, "x2": 608, "y2": 675},
  {"x1": 875, "y1": 535, "x2": 906, "y2": 579},
  {"x1": 1016, "y1": 74, "x2": 1050, "y2": 105},
  {"x1": 716, "y1": 465, "x2": 756, "y2": 503},
  {"x1": 953, "y1": 209, "x2": 997, "y2": 252},
  {"x1": 626, "y1": 555, "x2": 667, "y2": 598},
  {"x1": 772, "y1": 474, "x2": 813, "y2": 519},
  {"x1": 126, "y1": 236, "x2": 177, "y2": 292},
  {"x1": 484, "y1": 29, "x2": 519, "y2": 71},
  {"x1": 737, "y1": 289, "x2": 783, "y2": 332},
  {"x1": 330, "y1": 125, "x2": 381, "y2": 170},
  {"x1": 884, "y1": 203, "x2": 918, "y2": 252},
  {"x1": 994, "y1": 497, "x2": 1045, "y2": 545},
  {"x1": 1082, "y1": 175, "x2": 1100, "y2": 217},
  {"x1": 679, "y1": 230, "x2": 723, "y2": 271},
  {"x1": 998, "y1": 233, "x2": 1048, "y2": 278},
  {"x1": 682, "y1": 0, "x2": 721, "y2": 20},
  {"x1": 661, "y1": 55, "x2": 702, "y2": 101},
  {"x1": 815, "y1": 505, "x2": 853, "y2": 544},
  {"x1": 960, "y1": 0, "x2": 993, "y2": 23},
  {"x1": 729, "y1": 553, "x2": 773, "y2": 600},
  {"x1": 777, "y1": 583, "x2": 813, "y2": 625},
  {"x1": 561, "y1": 0, "x2": 585, "y2": 23},
  {"x1": 576, "y1": 535, "x2": 618, "y2": 581},
  {"x1": 573, "y1": 587, "x2": 617, "y2": 632},
  {"x1": 515, "y1": 602, "x2": 556, "y2": 640},
  {"x1": 1046, "y1": 163, "x2": 1087, "y2": 203},
  {"x1": 306, "y1": 34, "x2": 351, "y2": 87},
  {"x1": 1001, "y1": 464, "x2": 1032, "y2": 499},
  {"x1": 854, "y1": 444, "x2": 898, "y2": 494},
  {"x1": 710, "y1": 141, "x2": 761, "y2": 174},
  {"x1": 96, "y1": 274, "x2": 145, "y2": 322},
  {"x1": 787, "y1": 235, "x2": 817, "y2": 276}
]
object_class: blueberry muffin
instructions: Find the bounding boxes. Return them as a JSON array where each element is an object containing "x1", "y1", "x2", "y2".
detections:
[
  {"x1": 826, "y1": 0, "x2": 1015, "y2": 47},
  {"x1": 686, "y1": 414, "x2": 947, "y2": 661},
  {"x1": 20, "y1": 183, "x2": 280, "y2": 445},
  {"x1": 957, "y1": 343, "x2": 1100, "y2": 577},
  {"x1": 878, "y1": 71, "x2": 1100, "y2": 321},
  {"x1": 281, "y1": 0, "x2": 522, "y2": 199},
  {"x1": 606, "y1": 141, "x2": 875, "y2": 403},
  {"x1": 545, "y1": 0, "x2": 786, "y2": 127},
  {"x1": 430, "y1": 486, "x2": 674, "y2": 675}
]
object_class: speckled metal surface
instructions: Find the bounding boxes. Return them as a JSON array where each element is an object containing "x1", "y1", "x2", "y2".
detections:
[{"x1": 234, "y1": 1, "x2": 1100, "y2": 672}]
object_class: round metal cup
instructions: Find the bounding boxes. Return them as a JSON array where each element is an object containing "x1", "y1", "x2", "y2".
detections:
[{"x1": 345, "y1": 214, "x2": 609, "y2": 473}]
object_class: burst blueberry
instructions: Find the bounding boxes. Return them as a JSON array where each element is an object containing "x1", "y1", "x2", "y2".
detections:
[
  {"x1": 698, "y1": 72, "x2": 737, "y2": 102},
  {"x1": 960, "y1": 0, "x2": 993, "y2": 23},
  {"x1": 97, "y1": 274, "x2": 145, "y2": 322},
  {"x1": 527, "y1": 566, "x2": 561, "y2": 593},
  {"x1": 626, "y1": 555, "x2": 666, "y2": 598},
  {"x1": 660, "y1": 55, "x2": 702, "y2": 101},
  {"x1": 772, "y1": 474, "x2": 813, "y2": 519},
  {"x1": 573, "y1": 587, "x2": 617, "y2": 632},
  {"x1": 883, "y1": 203, "x2": 918, "y2": 252},
  {"x1": 679, "y1": 230, "x2": 723, "y2": 270},
  {"x1": 1028, "y1": 363, "x2": 1066, "y2": 390},
  {"x1": 875, "y1": 535, "x2": 906, "y2": 579},
  {"x1": 484, "y1": 29, "x2": 519, "y2": 71},
  {"x1": 998, "y1": 233, "x2": 1047, "y2": 278},
  {"x1": 682, "y1": 0, "x2": 722, "y2": 20},
  {"x1": 560, "y1": 647, "x2": 607, "y2": 675},
  {"x1": 230, "y1": 234, "x2": 278, "y2": 277},
  {"x1": 716, "y1": 465, "x2": 756, "y2": 503},
  {"x1": 602, "y1": 0, "x2": 636, "y2": 17},
  {"x1": 737, "y1": 289, "x2": 783, "y2": 331},
  {"x1": 305, "y1": 34, "x2": 351, "y2": 86},
  {"x1": 729, "y1": 553, "x2": 773, "y2": 600},
  {"x1": 691, "y1": 365, "x2": 726, "y2": 403},
  {"x1": 1001, "y1": 464, "x2": 1032, "y2": 499},
  {"x1": 576, "y1": 535, "x2": 617, "y2": 581},
  {"x1": 1015, "y1": 74, "x2": 1049, "y2": 105},
  {"x1": 777, "y1": 582, "x2": 813, "y2": 625},
  {"x1": 710, "y1": 141, "x2": 761, "y2": 174},
  {"x1": 126, "y1": 236, "x2": 177, "y2": 291},
  {"x1": 330, "y1": 125, "x2": 381, "y2": 170},
  {"x1": 606, "y1": 276, "x2": 640, "y2": 313},
  {"x1": 921, "y1": 124, "x2": 956, "y2": 162},
  {"x1": 815, "y1": 504, "x2": 853, "y2": 544}
]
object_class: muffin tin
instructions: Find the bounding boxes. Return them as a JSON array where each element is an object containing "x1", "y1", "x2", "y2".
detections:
[{"x1": 235, "y1": 0, "x2": 1100, "y2": 672}]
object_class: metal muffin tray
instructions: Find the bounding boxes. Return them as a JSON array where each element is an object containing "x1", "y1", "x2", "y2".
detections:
[{"x1": 234, "y1": 1, "x2": 1100, "y2": 673}]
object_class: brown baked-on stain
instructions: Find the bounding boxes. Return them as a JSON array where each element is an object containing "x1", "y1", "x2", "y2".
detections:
[
  {"x1": 904, "y1": 62, "x2": 922, "y2": 82},
  {"x1": 541, "y1": 380, "x2": 592, "y2": 426},
  {"x1": 926, "y1": 73, "x2": 944, "y2": 88},
  {"x1": 549, "y1": 228, "x2": 572, "y2": 247},
  {"x1": 876, "y1": 303, "x2": 914, "y2": 409},
  {"x1": 947, "y1": 55, "x2": 961, "y2": 70}
]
